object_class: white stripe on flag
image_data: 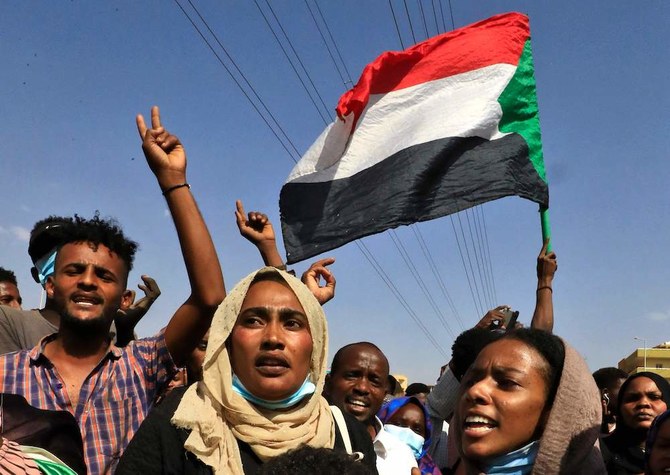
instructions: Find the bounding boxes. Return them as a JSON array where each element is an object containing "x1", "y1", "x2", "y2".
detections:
[{"x1": 288, "y1": 63, "x2": 516, "y2": 184}]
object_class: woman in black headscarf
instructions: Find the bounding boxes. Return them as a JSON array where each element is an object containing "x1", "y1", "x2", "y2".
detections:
[{"x1": 601, "y1": 372, "x2": 670, "y2": 474}]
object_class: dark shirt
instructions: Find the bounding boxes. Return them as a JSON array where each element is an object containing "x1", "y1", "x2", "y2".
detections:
[
  {"x1": 116, "y1": 386, "x2": 378, "y2": 474},
  {"x1": 600, "y1": 432, "x2": 645, "y2": 475}
]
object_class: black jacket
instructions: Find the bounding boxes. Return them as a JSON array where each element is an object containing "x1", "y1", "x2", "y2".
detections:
[{"x1": 116, "y1": 386, "x2": 377, "y2": 474}]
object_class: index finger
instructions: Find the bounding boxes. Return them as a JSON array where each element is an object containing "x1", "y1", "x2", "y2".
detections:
[
  {"x1": 141, "y1": 275, "x2": 158, "y2": 289},
  {"x1": 151, "y1": 105, "x2": 162, "y2": 129},
  {"x1": 311, "y1": 257, "x2": 335, "y2": 268},
  {"x1": 235, "y1": 200, "x2": 246, "y2": 221},
  {"x1": 136, "y1": 114, "x2": 147, "y2": 139}
]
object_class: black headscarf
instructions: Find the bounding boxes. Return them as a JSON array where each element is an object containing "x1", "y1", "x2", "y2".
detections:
[
  {"x1": 615, "y1": 372, "x2": 670, "y2": 423},
  {"x1": 601, "y1": 372, "x2": 670, "y2": 474}
]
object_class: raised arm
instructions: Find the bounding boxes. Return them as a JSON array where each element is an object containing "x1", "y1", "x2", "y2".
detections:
[
  {"x1": 530, "y1": 239, "x2": 557, "y2": 332},
  {"x1": 136, "y1": 106, "x2": 225, "y2": 365},
  {"x1": 234, "y1": 200, "x2": 284, "y2": 267}
]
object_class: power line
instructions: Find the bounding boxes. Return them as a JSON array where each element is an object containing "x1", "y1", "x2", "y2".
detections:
[
  {"x1": 444, "y1": 0, "x2": 456, "y2": 30},
  {"x1": 312, "y1": 0, "x2": 354, "y2": 86},
  {"x1": 410, "y1": 224, "x2": 466, "y2": 331},
  {"x1": 356, "y1": 240, "x2": 449, "y2": 359},
  {"x1": 470, "y1": 206, "x2": 495, "y2": 307},
  {"x1": 402, "y1": 0, "x2": 417, "y2": 44},
  {"x1": 472, "y1": 206, "x2": 494, "y2": 306},
  {"x1": 430, "y1": 0, "x2": 441, "y2": 34},
  {"x1": 304, "y1": 0, "x2": 351, "y2": 89},
  {"x1": 389, "y1": 230, "x2": 455, "y2": 338},
  {"x1": 416, "y1": 0, "x2": 429, "y2": 39},
  {"x1": 175, "y1": 0, "x2": 301, "y2": 161},
  {"x1": 254, "y1": 0, "x2": 331, "y2": 125},
  {"x1": 452, "y1": 211, "x2": 485, "y2": 318},
  {"x1": 465, "y1": 207, "x2": 493, "y2": 309},
  {"x1": 388, "y1": 0, "x2": 406, "y2": 49},
  {"x1": 478, "y1": 205, "x2": 498, "y2": 303},
  {"x1": 437, "y1": 0, "x2": 447, "y2": 33}
]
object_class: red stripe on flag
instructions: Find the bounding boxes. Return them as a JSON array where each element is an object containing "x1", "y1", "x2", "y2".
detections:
[{"x1": 336, "y1": 12, "x2": 529, "y2": 122}]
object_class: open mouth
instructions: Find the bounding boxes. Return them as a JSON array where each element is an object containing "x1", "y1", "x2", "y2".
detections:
[
  {"x1": 71, "y1": 293, "x2": 103, "y2": 307},
  {"x1": 463, "y1": 415, "x2": 498, "y2": 434},
  {"x1": 255, "y1": 354, "x2": 290, "y2": 375},
  {"x1": 344, "y1": 397, "x2": 370, "y2": 414}
]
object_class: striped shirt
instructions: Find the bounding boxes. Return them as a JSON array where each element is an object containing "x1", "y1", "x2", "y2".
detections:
[{"x1": 0, "y1": 329, "x2": 176, "y2": 474}]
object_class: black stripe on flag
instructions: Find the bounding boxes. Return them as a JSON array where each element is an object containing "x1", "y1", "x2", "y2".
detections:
[{"x1": 280, "y1": 133, "x2": 548, "y2": 264}]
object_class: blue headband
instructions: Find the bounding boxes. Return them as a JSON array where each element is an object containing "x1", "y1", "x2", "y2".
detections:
[{"x1": 35, "y1": 248, "x2": 57, "y2": 288}]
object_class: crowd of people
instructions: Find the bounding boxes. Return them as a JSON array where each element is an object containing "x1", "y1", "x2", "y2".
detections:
[{"x1": 1, "y1": 107, "x2": 668, "y2": 475}]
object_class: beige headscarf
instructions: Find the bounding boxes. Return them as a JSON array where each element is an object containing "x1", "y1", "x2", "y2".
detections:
[{"x1": 172, "y1": 267, "x2": 335, "y2": 474}]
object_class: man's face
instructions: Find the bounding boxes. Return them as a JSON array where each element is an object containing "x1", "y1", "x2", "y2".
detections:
[
  {"x1": 46, "y1": 242, "x2": 130, "y2": 332},
  {"x1": 325, "y1": 345, "x2": 389, "y2": 424},
  {"x1": 607, "y1": 378, "x2": 626, "y2": 415},
  {"x1": 0, "y1": 281, "x2": 22, "y2": 309}
]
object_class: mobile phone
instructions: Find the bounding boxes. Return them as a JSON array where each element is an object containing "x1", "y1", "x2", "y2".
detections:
[
  {"x1": 499, "y1": 307, "x2": 518, "y2": 328},
  {"x1": 505, "y1": 311, "x2": 519, "y2": 333}
]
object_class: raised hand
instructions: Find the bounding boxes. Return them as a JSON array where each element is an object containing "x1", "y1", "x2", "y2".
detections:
[
  {"x1": 235, "y1": 200, "x2": 276, "y2": 246},
  {"x1": 475, "y1": 305, "x2": 511, "y2": 331},
  {"x1": 136, "y1": 106, "x2": 186, "y2": 189},
  {"x1": 121, "y1": 275, "x2": 161, "y2": 315},
  {"x1": 115, "y1": 275, "x2": 162, "y2": 346},
  {"x1": 536, "y1": 238, "x2": 557, "y2": 288},
  {"x1": 531, "y1": 238, "x2": 556, "y2": 332},
  {"x1": 301, "y1": 257, "x2": 336, "y2": 305}
]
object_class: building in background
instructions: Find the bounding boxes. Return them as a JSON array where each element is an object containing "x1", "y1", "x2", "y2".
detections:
[{"x1": 619, "y1": 341, "x2": 670, "y2": 381}]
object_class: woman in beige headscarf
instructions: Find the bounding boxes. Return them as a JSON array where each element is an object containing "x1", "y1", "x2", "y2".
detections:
[{"x1": 117, "y1": 267, "x2": 376, "y2": 474}]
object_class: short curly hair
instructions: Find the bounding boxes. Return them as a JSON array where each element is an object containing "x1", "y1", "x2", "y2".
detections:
[
  {"x1": 59, "y1": 212, "x2": 138, "y2": 272},
  {"x1": 0, "y1": 267, "x2": 18, "y2": 286}
]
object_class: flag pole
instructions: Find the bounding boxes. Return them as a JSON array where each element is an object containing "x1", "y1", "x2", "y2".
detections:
[{"x1": 540, "y1": 206, "x2": 552, "y2": 252}]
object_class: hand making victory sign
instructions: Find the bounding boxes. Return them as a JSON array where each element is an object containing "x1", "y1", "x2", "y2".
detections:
[{"x1": 136, "y1": 105, "x2": 187, "y2": 191}]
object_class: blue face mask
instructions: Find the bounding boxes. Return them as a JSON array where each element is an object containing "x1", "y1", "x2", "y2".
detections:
[
  {"x1": 484, "y1": 440, "x2": 539, "y2": 475},
  {"x1": 231, "y1": 374, "x2": 316, "y2": 410},
  {"x1": 35, "y1": 248, "x2": 57, "y2": 288},
  {"x1": 383, "y1": 424, "x2": 425, "y2": 459}
]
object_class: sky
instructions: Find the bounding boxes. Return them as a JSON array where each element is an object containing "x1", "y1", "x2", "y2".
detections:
[{"x1": 2, "y1": 1, "x2": 669, "y2": 383}]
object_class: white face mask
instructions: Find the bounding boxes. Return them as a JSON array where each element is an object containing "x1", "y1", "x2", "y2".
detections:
[{"x1": 383, "y1": 424, "x2": 425, "y2": 459}]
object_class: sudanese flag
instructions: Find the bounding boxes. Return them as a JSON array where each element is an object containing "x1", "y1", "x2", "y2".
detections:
[{"x1": 280, "y1": 12, "x2": 548, "y2": 264}]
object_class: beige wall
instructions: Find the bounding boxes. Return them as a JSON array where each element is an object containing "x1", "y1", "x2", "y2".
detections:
[{"x1": 619, "y1": 348, "x2": 670, "y2": 381}]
